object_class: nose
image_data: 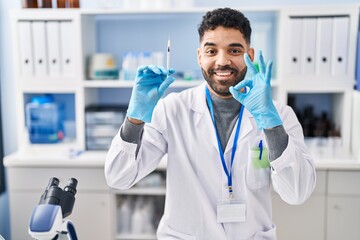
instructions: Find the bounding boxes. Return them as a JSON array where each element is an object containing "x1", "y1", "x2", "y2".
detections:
[{"x1": 216, "y1": 51, "x2": 231, "y2": 66}]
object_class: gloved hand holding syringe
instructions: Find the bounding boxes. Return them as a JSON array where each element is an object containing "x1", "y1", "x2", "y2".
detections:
[{"x1": 127, "y1": 35, "x2": 175, "y2": 124}]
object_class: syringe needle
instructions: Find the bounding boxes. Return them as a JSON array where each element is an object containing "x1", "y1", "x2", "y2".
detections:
[{"x1": 167, "y1": 36, "x2": 170, "y2": 71}]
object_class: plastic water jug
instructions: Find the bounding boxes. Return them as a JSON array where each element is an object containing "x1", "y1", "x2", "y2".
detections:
[{"x1": 26, "y1": 95, "x2": 64, "y2": 144}]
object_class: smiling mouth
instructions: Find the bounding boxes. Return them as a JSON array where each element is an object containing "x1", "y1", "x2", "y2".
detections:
[{"x1": 214, "y1": 71, "x2": 233, "y2": 76}]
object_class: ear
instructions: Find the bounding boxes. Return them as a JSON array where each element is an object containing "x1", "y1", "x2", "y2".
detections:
[
  {"x1": 197, "y1": 48, "x2": 201, "y2": 66},
  {"x1": 248, "y1": 48, "x2": 255, "y2": 62}
]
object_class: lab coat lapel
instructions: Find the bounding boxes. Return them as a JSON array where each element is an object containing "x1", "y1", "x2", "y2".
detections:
[{"x1": 191, "y1": 83, "x2": 219, "y2": 150}]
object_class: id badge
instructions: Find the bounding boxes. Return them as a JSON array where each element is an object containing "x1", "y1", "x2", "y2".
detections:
[{"x1": 217, "y1": 200, "x2": 246, "y2": 223}]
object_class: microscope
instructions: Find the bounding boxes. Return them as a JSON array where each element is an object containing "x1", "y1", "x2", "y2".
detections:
[{"x1": 29, "y1": 177, "x2": 78, "y2": 240}]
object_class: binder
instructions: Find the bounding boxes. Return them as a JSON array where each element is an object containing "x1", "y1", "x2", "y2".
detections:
[
  {"x1": 316, "y1": 18, "x2": 333, "y2": 75},
  {"x1": 18, "y1": 21, "x2": 34, "y2": 77},
  {"x1": 301, "y1": 18, "x2": 317, "y2": 75},
  {"x1": 357, "y1": 31, "x2": 360, "y2": 91},
  {"x1": 288, "y1": 18, "x2": 303, "y2": 74},
  {"x1": 31, "y1": 21, "x2": 48, "y2": 77},
  {"x1": 60, "y1": 21, "x2": 74, "y2": 77},
  {"x1": 46, "y1": 21, "x2": 61, "y2": 77},
  {"x1": 332, "y1": 17, "x2": 349, "y2": 76}
]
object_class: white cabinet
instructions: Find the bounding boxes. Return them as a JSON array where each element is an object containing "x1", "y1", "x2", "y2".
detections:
[
  {"x1": 113, "y1": 168, "x2": 166, "y2": 239},
  {"x1": 9, "y1": 6, "x2": 359, "y2": 157},
  {"x1": 278, "y1": 6, "x2": 359, "y2": 158},
  {"x1": 272, "y1": 170, "x2": 326, "y2": 240},
  {"x1": 72, "y1": 192, "x2": 113, "y2": 240},
  {"x1": 9, "y1": 192, "x2": 42, "y2": 240},
  {"x1": 274, "y1": 169, "x2": 360, "y2": 240},
  {"x1": 326, "y1": 170, "x2": 360, "y2": 240},
  {"x1": 327, "y1": 197, "x2": 360, "y2": 240},
  {"x1": 10, "y1": 10, "x2": 84, "y2": 153}
]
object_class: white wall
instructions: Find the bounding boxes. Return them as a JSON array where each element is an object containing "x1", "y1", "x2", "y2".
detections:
[
  {"x1": 0, "y1": 0, "x2": 20, "y2": 238},
  {"x1": 0, "y1": 0, "x2": 359, "y2": 239}
]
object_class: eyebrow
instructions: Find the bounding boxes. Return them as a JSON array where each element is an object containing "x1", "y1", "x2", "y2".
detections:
[
  {"x1": 229, "y1": 43, "x2": 245, "y2": 49},
  {"x1": 203, "y1": 42, "x2": 245, "y2": 49},
  {"x1": 203, "y1": 42, "x2": 216, "y2": 47}
]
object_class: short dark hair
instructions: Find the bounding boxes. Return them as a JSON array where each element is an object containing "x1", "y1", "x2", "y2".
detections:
[{"x1": 198, "y1": 8, "x2": 252, "y2": 44}]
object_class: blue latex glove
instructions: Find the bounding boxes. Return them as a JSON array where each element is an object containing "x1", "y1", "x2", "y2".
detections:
[
  {"x1": 229, "y1": 51, "x2": 282, "y2": 130},
  {"x1": 127, "y1": 65, "x2": 175, "y2": 123}
]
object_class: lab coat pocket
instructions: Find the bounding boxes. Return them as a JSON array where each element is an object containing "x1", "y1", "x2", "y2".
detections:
[
  {"x1": 162, "y1": 224, "x2": 197, "y2": 240},
  {"x1": 253, "y1": 224, "x2": 277, "y2": 239},
  {"x1": 246, "y1": 146, "x2": 270, "y2": 190}
]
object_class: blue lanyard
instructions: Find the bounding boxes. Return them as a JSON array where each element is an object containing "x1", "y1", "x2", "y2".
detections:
[{"x1": 205, "y1": 87, "x2": 244, "y2": 198}]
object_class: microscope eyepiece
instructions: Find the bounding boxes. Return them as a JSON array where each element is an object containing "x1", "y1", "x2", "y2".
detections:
[
  {"x1": 47, "y1": 177, "x2": 60, "y2": 189},
  {"x1": 64, "y1": 178, "x2": 78, "y2": 195}
]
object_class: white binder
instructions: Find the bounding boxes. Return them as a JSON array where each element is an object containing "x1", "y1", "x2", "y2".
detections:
[
  {"x1": 18, "y1": 21, "x2": 34, "y2": 77},
  {"x1": 60, "y1": 21, "x2": 74, "y2": 77},
  {"x1": 288, "y1": 18, "x2": 302, "y2": 74},
  {"x1": 46, "y1": 21, "x2": 61, "y2": 77},
  {"x1": 301, "y1": 18, "x2": 317, "y2": 75},
  {"x1": 32, "y1": 21, "x2": 48, "y2": 77},
  {"x1": 316, "y1": 18, "x2": 333, "y2": 75},
  {"x1": 332, "y1": 17, "x2": 349, "y2": 76}
]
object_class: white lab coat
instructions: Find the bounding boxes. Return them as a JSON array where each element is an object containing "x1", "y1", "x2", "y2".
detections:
[{"x1": 105, "y1": 82, "x2": 316, "y2": 240}]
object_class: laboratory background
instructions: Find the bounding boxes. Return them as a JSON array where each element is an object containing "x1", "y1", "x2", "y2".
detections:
[{"x1": 1, "y1": 0, "x2": 360, "y2": 239}]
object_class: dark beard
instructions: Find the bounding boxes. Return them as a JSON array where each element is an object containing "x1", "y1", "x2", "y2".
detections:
[{"x1": 201, "y1": 65, "x2": 247, "y2": 97}]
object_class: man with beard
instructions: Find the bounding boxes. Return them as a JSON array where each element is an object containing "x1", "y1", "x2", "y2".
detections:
[{"x1": 105, "y1": 8, "x2": 316, "y2": 240}]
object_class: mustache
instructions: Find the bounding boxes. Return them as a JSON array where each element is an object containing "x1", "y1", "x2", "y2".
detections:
[{"x1": 209, "y1": 65, "x2": 238, "y2": 74}]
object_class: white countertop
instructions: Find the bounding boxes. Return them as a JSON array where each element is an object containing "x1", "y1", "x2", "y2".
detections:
[
  {"x1": 3, "y1": 150, "x2": 168, "y2": 170},
  {"x1": 4, "y1": 150, "x2": 107, "y2": 168},
  {"x1": 314, "y1": 159, "x2": 360, "y2": 170},
  {"x1": 4, "y1": 150, "x2": 360, "y2": 170}
]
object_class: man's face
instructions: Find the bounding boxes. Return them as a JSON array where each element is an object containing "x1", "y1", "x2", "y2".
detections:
[{"x1": 197, "y1": 26, "x2": 254, "y2": 98}]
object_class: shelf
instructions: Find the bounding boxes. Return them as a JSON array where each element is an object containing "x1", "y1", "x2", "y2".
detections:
[
  {"x1": 20, "y1": 79, "x2": 80, "y2": 93},
  {"x1": 80, "y1": 6, "x2": 282, "y2": 16},
  {"x1": 112, "y1": 187, "x2": 166, "y2": 195},
  {"x1": 83, "y1": 80, "x2": 134, "y2": 88},
  {"x1": 116, "y1": 233, "x2": 156, "y2": 240},
  {"x1": 284, "y1": 76, "x2": 355, "y2": 93},
  {"x1": 83, "y1": 79, "x2": 204, "y2": 88},
  {"x1": 10, "y1": 9, "x2": 79, "y2": 21},
  {"x1": 21, "y1": 5, "x2": 357, "y2": 17}
]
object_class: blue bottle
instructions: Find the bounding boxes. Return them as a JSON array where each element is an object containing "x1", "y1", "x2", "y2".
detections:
[{"x1": 26, "y1": 95, "x2": 64, "y2": 144}]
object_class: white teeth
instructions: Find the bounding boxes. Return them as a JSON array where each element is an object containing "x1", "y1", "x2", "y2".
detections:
[{"x1": 215, "y1": 72, "x2": 231, "y2": 76}]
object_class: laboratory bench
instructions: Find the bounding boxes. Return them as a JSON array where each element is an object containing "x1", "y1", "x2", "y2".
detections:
[
  {"x1": 4, "y1": 151, "x2": 360, "y2": 240},
  {"x1": 5, "y1": 150, "x2": 360, "y2": 169}
]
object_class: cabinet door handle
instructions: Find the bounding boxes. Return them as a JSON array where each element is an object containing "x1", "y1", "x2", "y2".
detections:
[{"x1": 333, "y1": 204, "x2": 340, "y2": 210}]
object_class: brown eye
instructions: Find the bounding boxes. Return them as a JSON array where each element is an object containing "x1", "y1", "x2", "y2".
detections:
[{"x1": 230, "y1": 49, "x2": 242, "y2": 54}]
